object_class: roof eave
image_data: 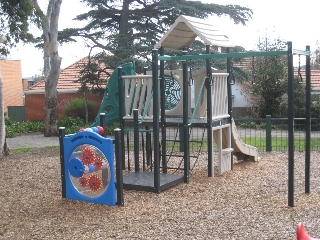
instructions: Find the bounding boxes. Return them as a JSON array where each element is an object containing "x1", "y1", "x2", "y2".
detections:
[{"x1": 24, "y1": 89, "x2": 79, "y2": 95}]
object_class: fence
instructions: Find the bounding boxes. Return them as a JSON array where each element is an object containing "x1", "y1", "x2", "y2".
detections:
[
  {"x1": 234, "y1": 116, "x2": 320, "y2": 151},
  {"x1": 121, "y1": 116, "x2": 320, "y2": 155},
  {"x1": 8, "y1": 106, "x2": 26, "y2": 122}
]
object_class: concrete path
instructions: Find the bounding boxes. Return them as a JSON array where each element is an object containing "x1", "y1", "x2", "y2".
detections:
[{"x1": 6, "y1": 134, "x2": 60, "y2": 149}]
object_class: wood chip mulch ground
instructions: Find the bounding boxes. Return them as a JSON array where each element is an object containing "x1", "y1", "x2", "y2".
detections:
[{"x1": 1, "y1": 148, "x2": 320, "y2": 239}]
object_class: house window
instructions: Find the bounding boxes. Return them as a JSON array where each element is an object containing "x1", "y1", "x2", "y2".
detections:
[{"x1": 28, "y1": 81, "x2": 35, "y2": 88}]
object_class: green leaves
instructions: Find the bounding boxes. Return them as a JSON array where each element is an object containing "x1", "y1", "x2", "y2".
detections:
[
  {"x1": 63, "y1": 98, "x2": 97, "y2": 122},
  {"x1": 5, "y1": 120, "x2": 44, "y2": 138},
  {"x1": 0, "y1": 0, "x2": 41, "y2": 55},
  {"x1": 245, "y1": 37, "x2": 288, "y2": 117},
  {"x1": 58, "y1": 0, "x2": 253, "y2": 69}
]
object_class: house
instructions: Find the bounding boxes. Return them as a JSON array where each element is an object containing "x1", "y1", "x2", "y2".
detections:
[
  {"x1": 230, "y1": 57, "x2": 320, "y2": 118},
  {"x1": 230, "y1": 58, "x2": 252, "y2": 118},
  {"x1": 22, "y1": 76, "x2": 43, "y2": 91},
  {"x1": 24, "y1": 57, "x2": 111, "y2": 121},
  {"x1": 297, "y1": 69, "x2": 320, "y2": 94},
  {"x1": 0, "y1": 59, "x2": 24, "y2": 113}
]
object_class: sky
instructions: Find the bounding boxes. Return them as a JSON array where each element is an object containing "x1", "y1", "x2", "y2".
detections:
[{"x1": 8, "y1": 0, "x2": 319, "y2": 78}]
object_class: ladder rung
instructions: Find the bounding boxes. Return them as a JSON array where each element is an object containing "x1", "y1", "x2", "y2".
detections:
[
  {"x1": 159, "y1": 154, "x2": 199, "y2": 158},
  {"x1": 160, "y1": 153, "x2": 184, "y2": 157},
  {"x1": 159, "y1": 166, "x2": 184, "y2": 170},
  {"x1": 163, "y1": 140, "x2": 203, "y2": 143}
]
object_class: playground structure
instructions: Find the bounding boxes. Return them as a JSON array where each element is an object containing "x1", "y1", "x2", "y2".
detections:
[
  {"x1": 60, "y1": 15, "x2": 311, "y2": 207},
  {"x1": 91, "y1": 15, "x2": 261, "y2": 194}
]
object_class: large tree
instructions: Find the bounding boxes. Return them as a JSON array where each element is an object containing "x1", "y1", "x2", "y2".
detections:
[
  {"x1": 59, "y1": 0, "x2": 253, "y2": 71},
  {"x1": 33, "y1": 0, "x2": 63, "y2": 137},
  {"x1": 0, "y1": 0, "x2": 41, "y2": 157}
]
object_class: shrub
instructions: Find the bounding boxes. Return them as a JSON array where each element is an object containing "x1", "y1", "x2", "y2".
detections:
[
  {"x1": 58, "y1": 117, "x2": 85, "y2": 128},
  {"x1": 5, "y1": 117, "x2": 14, "y2": 126},
  {"x1": 64, "y1": 98, "x2": 97, "y2": 122},
  {"x1": 57, "y1": 117, "x2": 89, "y2": 135},
  {"x1": 104, "y1": 122, "x2": 120, "y2": 136},
  {"x1": 5, "y1": 120, "x2": 44, "y2": 137}
]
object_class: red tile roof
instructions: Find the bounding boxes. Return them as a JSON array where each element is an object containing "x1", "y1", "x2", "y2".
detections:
[
  {"x1": 295, "y1": 70, "x2": 320, "y2": 89},
  {"x1": 25, "y1": 56, "x2": 320, "y2": 93},
  {"x1": 24, "y1": 57, "x2": 112, "y2": 93}
]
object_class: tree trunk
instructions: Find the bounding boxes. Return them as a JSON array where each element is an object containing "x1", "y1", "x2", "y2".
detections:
[
  {"x1": 44, "y1": 54, "x2": 60, "y2": 136},
  {"x1": 119, "y1": 0, "x2": 130, "y2": 36},
  {"x1": 115, "y1": 0, "x2": 130, "y2": 59},
  {"x1": 43, "y1": 0, "x2": 62, "y2": 137}
]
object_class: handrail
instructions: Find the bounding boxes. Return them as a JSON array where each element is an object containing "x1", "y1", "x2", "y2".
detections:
[
  {"x1": 188, "y1": 75, "x2": 207, "y2": 126},
  {"x1": 122, "y1": 75, "x2": 152, "y2": 79}
]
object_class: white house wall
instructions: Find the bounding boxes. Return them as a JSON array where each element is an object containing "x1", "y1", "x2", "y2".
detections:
[{"x1": 231, "y1": 81, "x2": 248, "y2": 108}]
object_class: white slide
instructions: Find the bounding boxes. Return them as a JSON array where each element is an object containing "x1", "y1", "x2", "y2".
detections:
[
  {"x1": 230, "y1": 118, "x2": 258, "y2": 161},
  {"x1": 215, "y1": 119, "x2": 258, "y2": 161}
]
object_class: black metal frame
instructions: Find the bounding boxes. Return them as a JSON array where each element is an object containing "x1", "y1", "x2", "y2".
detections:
[{"x1": 116, "y1": 42, "x2": 311, "y2": 207}]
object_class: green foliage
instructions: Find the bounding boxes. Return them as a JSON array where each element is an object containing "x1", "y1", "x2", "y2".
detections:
[
  {"x1": 238, "y1": 121, "x2": 257, "y2": 129},
  {"x1": 5, "y1": 119, "x2": 44, "y2": 138},
  {"x1": 311, "y1": 95, "x2": 320, "y2": 117},
  {"x1": 245, "y1": 37, "x2": 288, "y2": 117},
  {"x1": 76, "y1": 51, "x2": 108, "y2": 96},
  {"x1": 5, "y1": 117, "x2": 93, "y2": 137},
  {"x1": 279, "y1": 76, "x2": 320, "y2": 130},
  {"x1": 57, "y1": 117, "x2": 91, "y2": 135},
  {"x1": 235, "y1": 119, "x2": 277, "y2": 130},
  {"x1": 279, "y1": 76, "x2": 305, "y2": 117},
  {"x1": 63, "y1": 98, "x2": 97, "y2": 122},
  {"x1": 311, "y1": 41, "x2": 320, "y2": 70},
  {"x1": 104, "y1": 122, "x2": 120, "y2": 136},
  {"x1": 5, "y1": 127, "x2": 17, "y2": 138},
  {"x1": 0, "y1": 0, "x2": 41, "y2": 56},
  {"x1": 57, "y1": 117, "x2": 85, "y2": 128},
  {"x1": 59, "y1": 0, "x2": 252, "y2": 70},
  {"x1": 5, "y1": 117, "x2": 14, "y2": 126}
]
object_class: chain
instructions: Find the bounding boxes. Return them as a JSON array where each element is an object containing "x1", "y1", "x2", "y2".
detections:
[{"x1": 188, "y1": 59, "x2": 194, "y2": 86}]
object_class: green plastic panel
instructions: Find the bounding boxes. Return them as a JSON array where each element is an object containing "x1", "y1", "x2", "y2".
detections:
[{"x1": 92, "y1": 62, "x2": 135, "y2": 126}]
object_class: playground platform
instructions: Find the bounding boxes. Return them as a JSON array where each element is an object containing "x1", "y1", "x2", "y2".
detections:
[{"x1": 122, "y1": 172, "x2": 184, "y2": 192}]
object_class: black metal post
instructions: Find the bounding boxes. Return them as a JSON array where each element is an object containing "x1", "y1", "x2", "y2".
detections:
[
  {"x1": 305, "y1": 45, "x2": 311, "y2": 194},
  {"x1": 152, "y1": 49, "x2": 160, "y2": 193},
  {"x1": 266, "y1": 115, "x2": 272, "y2": 152},
  {"x1": 144, "y1": 66, "x2": 152, "y2": 167},
  {"x1": 287, "y1": 42, "x2": 295, "y2": 207},
  {"x1": 160, "y1": 46, "x2": 167, "y2": 173},
  {"x1": 226, "y1": 47, "x2": 234, "y2": 169},
  {"x1": 59, "y1": 127, "x2": 66, "y2": 198},
  {"x1": 206, "y1": 45, "x2": 213, "y2": 177},
  {"x1": 182, "y1": 50, "x2": 189, "y2": 183},
  {"x1": 115, "y1": 128, "x2": 124, "y2": 206},
  {"x1": 99, "y1": 113, "x2": 106, "y2": 137},
  {"x1": 126, "y1": 132, "x2": 130, "y2": 171},
  {"x1": 118, "y1": 67, "x2": 126, "y2": 170},
  {"x1": 100, "y1": 112, "x2": 109, "y2": 187},
  {"x1": 141, "y1": 132, "x2": 145, "y2": 171},
  {"x1": 133, "y1": 109, "x2": 140, "y2": 172}
]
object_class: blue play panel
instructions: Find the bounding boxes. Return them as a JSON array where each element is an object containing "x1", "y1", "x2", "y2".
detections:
[{"x1": 63, "y1": 131, "x2": 116, "y2": 205}]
